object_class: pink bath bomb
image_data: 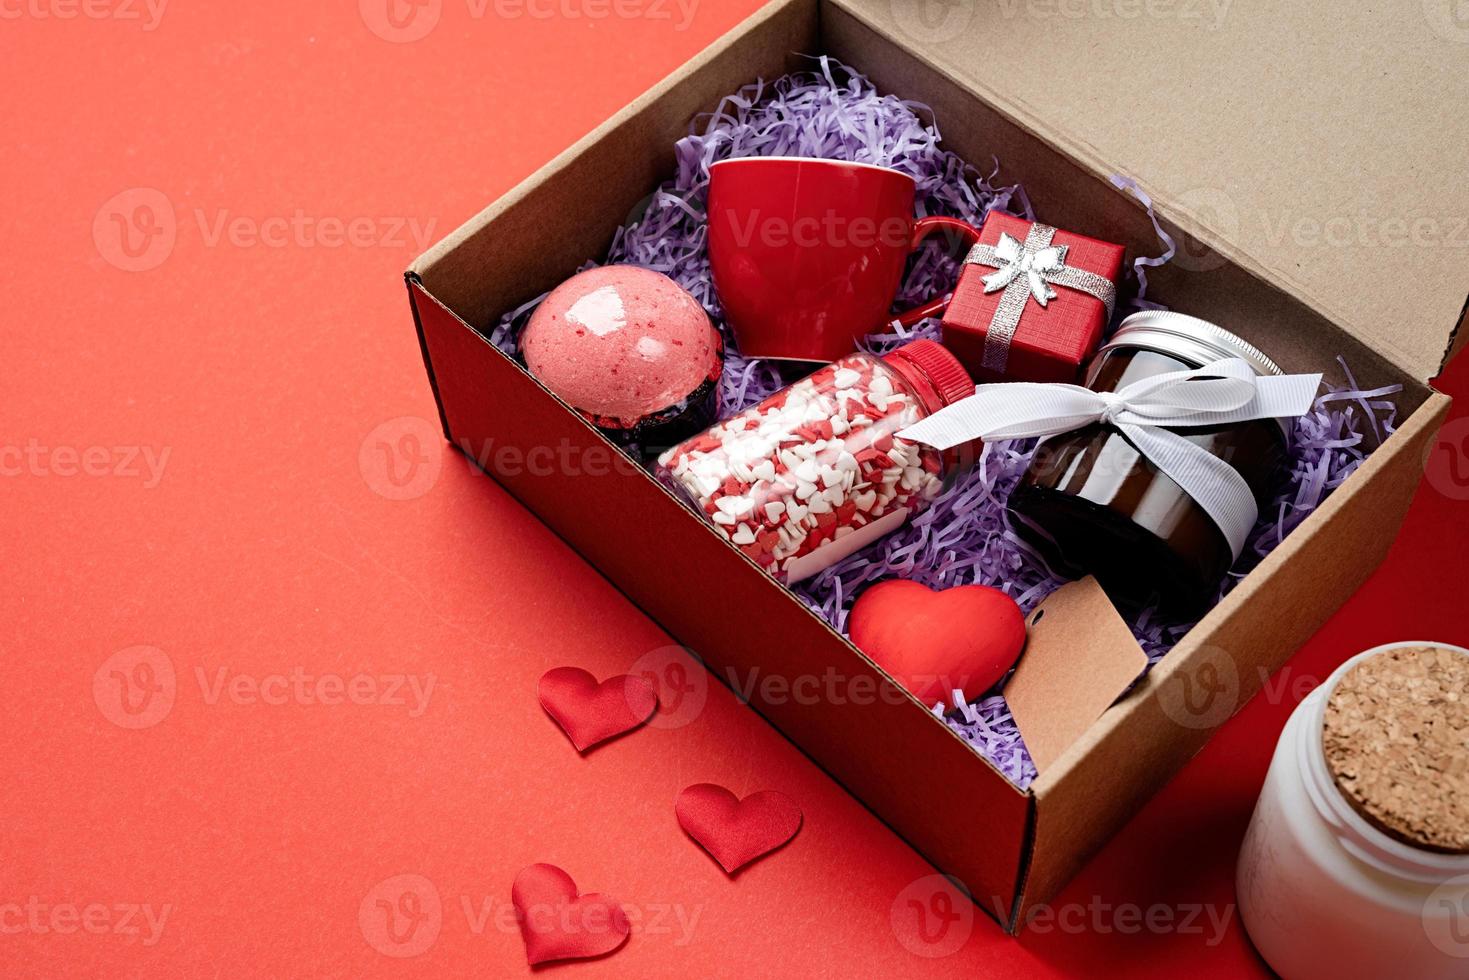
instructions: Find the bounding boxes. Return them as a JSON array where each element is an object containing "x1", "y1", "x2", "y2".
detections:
[{"x1": 522, "y1": 266, "x2": 721, "y2": 427}]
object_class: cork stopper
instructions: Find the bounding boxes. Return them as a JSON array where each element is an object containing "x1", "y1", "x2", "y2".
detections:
[{"x1": 1323, "y1": 645, "x2": 1469, "y2": 854}]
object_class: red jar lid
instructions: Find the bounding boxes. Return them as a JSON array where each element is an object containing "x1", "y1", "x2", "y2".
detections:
[
  {"x1": 883, "y1": 339, "x2": 975, "y2": 411},
  {"x1": 883, "y1": 340, "x2": 980, "y2": 473}
]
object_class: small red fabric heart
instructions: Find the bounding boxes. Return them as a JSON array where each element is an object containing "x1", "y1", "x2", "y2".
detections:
[
  {"x1": 538, "y1": 667, "x2": 657, "y2": 752},
  {"x1": 512, "y1": 863, "x2": 629, "y2": 965},
  {"x1": 848, "y1": 580, "x2": 1026, "y2": 704},
  {"x1": 675, "y1": 783, "x2": 802, "y2": 874}
]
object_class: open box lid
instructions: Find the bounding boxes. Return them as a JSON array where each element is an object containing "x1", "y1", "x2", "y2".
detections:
[{"x1": 834, "y1": 0, "x2": 1469, "y2": 382}]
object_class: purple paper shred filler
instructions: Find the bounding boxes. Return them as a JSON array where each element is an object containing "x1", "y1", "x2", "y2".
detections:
[
  {"x1": 489, "y1": 60, "x2": 1402, "y2": 791},
  {"x1": 1108, "y1": 174, "x2": 1176, "y2": 309}
]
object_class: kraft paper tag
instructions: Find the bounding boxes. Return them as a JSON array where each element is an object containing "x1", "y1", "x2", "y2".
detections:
[{"x1": 1004, "y1": 578, "x2": 1149, "y2": 775}]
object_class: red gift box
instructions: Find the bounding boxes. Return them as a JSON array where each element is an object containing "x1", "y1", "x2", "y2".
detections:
[{"x1": 942, "y1": 212, "x2": 1125, "y2": 384}]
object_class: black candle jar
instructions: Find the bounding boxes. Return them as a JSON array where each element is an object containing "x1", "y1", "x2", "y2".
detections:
[{"x1": 1008, "y1": 311, "x2": 1290, "y2": 614}]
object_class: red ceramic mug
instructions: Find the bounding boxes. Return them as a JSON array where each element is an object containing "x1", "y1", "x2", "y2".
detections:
[{"x1": 707, "y1": 157, "x2": 980, "y2": 362}]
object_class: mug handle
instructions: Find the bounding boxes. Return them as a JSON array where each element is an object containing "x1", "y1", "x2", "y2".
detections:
[{"x1": 888, "y1": 216, "x2": 983, "y2": 329}]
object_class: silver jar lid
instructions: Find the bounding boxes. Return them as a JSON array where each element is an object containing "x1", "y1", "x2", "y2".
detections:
[{"x1": 1099, "y1": 310, "x2": 1283, "y2": 377}]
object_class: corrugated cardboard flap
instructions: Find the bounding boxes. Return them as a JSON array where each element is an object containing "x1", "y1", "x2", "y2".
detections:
[{"x1": 834, "y1": 0, "x2": 1469, "y2": 381}]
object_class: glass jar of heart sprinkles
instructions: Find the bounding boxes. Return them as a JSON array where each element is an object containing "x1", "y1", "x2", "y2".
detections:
[{"x1": 656, "y1": 340, "x2": 976, "y2": 583}]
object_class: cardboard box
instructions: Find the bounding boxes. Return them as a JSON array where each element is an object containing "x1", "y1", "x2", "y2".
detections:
[{"x1": 405, "y1": 0, "x2": 1461, "y2": 932}]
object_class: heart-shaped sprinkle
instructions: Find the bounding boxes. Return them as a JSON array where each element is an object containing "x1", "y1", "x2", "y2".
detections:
[
  {"x1": 538, "y1": 667, "x2": 658, "y2": 752},
  {"x1": 675, "y1": 783, "x2": 802, "y2": 874},
  {"x1": 512, "y1": 864, "x2": 629, "y2": 965}
]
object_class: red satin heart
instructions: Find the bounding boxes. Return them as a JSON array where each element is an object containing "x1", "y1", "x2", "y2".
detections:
[
  {"x1": 538, "y1": 667, "x2": 657, "y2": 752},
  {"x1": 848, "y1": 580, "x2": 1026, "y2": 704},
  {"x1": 675, "y1": 783, "x2": 802, "y2": 874},
  {"x1": 512, "y1": 863, "x2": 629, "y2": 966}
]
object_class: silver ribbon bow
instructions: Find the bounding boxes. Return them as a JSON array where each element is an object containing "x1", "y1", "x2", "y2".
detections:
[
  {"x1": 898, "y1": 359, "x2": 1323, "y2": 561},
  {"x1": 965, "y1": 224, "x2": 1118, "y2": 374}
]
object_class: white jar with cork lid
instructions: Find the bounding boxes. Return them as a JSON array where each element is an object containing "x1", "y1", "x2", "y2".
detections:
[{"x1": 1236, "y1": 641, "x2": 1469, "y2": 979}]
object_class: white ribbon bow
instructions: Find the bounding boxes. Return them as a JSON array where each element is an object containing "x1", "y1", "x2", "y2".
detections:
[
  {"x1": 981, "y1": 232, "x2": 1066, "y2": 307},
  {"x1": 899, "y1": 358, "x2": 1323, "y2": 561}
]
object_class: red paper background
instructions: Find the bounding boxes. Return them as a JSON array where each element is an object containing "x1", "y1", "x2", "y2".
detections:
[{"x1": 3, "y1": 3, "x2": 1467, "y2": 976}]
